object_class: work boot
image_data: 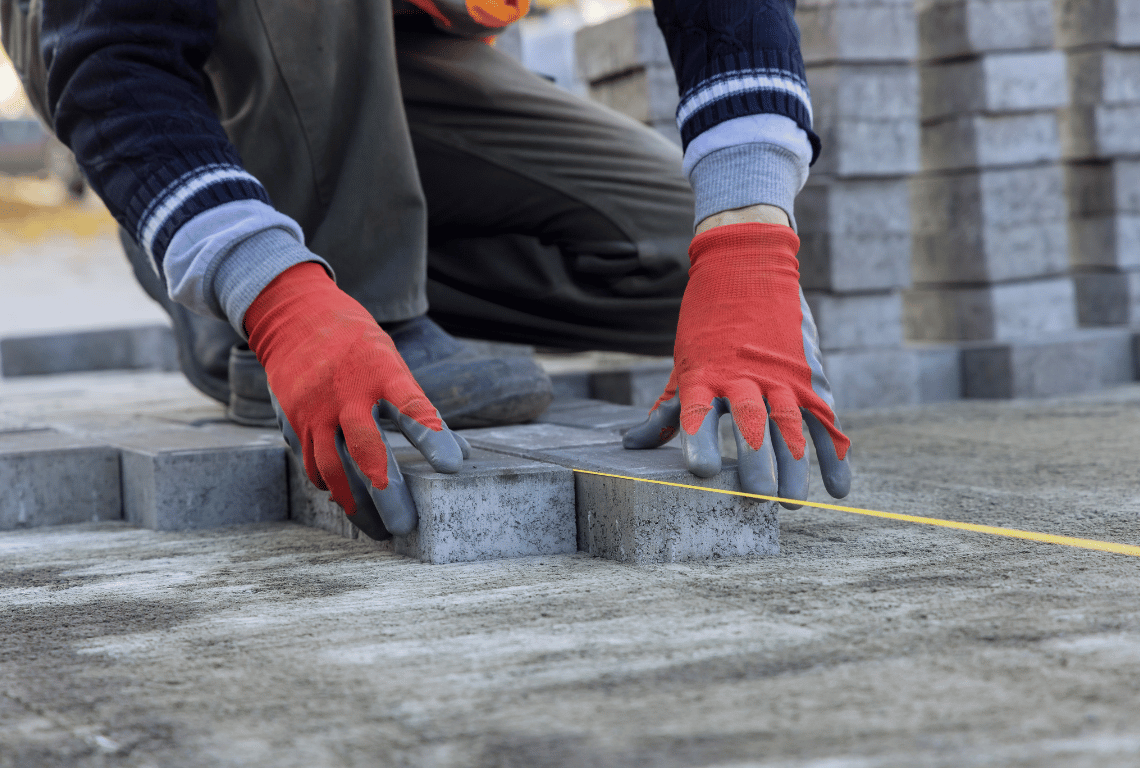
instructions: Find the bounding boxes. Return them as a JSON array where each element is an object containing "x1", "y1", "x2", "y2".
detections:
[{"x1": 119, "y1": 229, "x2": 553, "y2": 427}]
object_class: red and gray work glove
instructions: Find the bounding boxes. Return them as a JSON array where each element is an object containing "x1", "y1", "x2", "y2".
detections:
[
  {"x1": 245, "y1": 262, "x2": 469, "y2": 539},
  {"x1": 623, "y1": 223, "x2": 852, "y2": 509}
]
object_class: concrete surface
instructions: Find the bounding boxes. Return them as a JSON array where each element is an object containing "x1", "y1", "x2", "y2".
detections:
[
  {"x1": 4, "y1": 384, "x2": 1140, "y2": 766},
  {"x1": 917, "y1": 0, "x2": 1055, "y2": 61},
  {"x1": 797, "y1": 0, "x2": 917, "y2": 65}
]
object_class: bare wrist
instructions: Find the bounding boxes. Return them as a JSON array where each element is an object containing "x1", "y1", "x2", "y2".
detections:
[{"x1": 694, "y1": 203, "x2": 791, "y2": 236}]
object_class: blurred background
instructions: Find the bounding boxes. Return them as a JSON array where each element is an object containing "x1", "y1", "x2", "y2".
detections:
[{"x1": 2, "y1": 0, "x2": 1139, "y2": 409}]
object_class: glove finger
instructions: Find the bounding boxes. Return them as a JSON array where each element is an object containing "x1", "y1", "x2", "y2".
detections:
[
  {"x1": 681, "y1": 397, "x2": 727, "y2": 478},
  {"x1": 623, "y1": 393, "x2": 682, "y2": 449},
  {"x1": 805, "y1": 409, "x2": 852, "y2": 499},
  {"x1": 768, "y1": 407, "x2": 809, "y2": 510},
  {"x1": 334, "y1": 429, "x2": 415, "y2": 540},
  {"x1": 377, "y1": 400, "x2": 463, "y2": 474},
  {"x1": 453, "y1": 431, "x2": 472, "y2": 459},
  {"x1": 314, "y1": 432, "x2": 356, "y2": 515},
  {"x1": 269, "y1": 388, "x2": 306, "y2": 471},
  {"x1": 731, "y1": 407, "x2": 778, "y2": 499}
]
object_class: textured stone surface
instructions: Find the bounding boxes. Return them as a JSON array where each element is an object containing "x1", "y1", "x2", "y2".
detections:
[
  {"x1": 534, "y1": 397, "x2": 649, "y2": 432},
  {"x1": 920, "y1": 51, "x2": 1067, "y2": 121},
  {"x1": 1062, "y1": 104, "x2": 1140, "y2": 160},
  {"x1": 1055, "y1": 0, "x2": 1140, "y2": 48},
  {"x1": 822, "y1": 347, "x2": 922, "y2": 409},
  {"x1": 1066, "y1": 159, "x2": 1140, "y2": 216},
  {"x1": 911, "y1": 165, "x2": 1069, "y2": 283},
  {"x1": 922, "y1": 112, "x2": 1060, "y2": 171},
  {"x1": 586, "y1": 65, "x2": 680, "y2": 124},
  {"x1": 1074, "y1": 269, "x2": 1140, "y2": 326},
  {"x1": 589, "y1": 362, "x2": 672, "y2": 408},
  {"x1": 1066, "y1": 49, "x2": 1140, "y2": 107},
  {"x1": 575, "y1": 8, "x2": 670, "y2": 83},
  {"x1": 462, "y1": 422, "x2": 621, "y2": 460},
  {"x1": 1069, "y1": 214, "x2": 1140, "y2": 270},
  {"x1": 805, "y1": 291, "x2": 905, "y2": 351},
  {"x1": 796, "y1": 178, "x2": 913, "y2": 292},
  {"x1": 914, "y1": 343, "x2": 964, "y2": 403},
  {"x1": 541, "y1": 444, "x2": 778, "y2": 564},
  {"x1": 797, "y1": 0, "x2": 917, "y2": 64},
  {"x1": 917, "y1": 0, "x2": 1055, "y2": 61},
  {"x1": 961, "y1": 329, "x2": 1136, "y2": 398},
  {"x1": 119, "y1": 430, "x2": 288, "y2": 531},
  {"x1": 905, "y1": 277, "x2": 1078, "y2": 342},
  {"x1": 808, "y1": 64, "x2": 920, "y2": 177},
  {"x1": 0, "y1": 324, "x2": 177, "y2": 378},
  {"x1": 392, "y1": 448, "x2": 576, "y2": 564},
  {"x1": 0, "y1": 429, "x2": 121, "y2": 530}
]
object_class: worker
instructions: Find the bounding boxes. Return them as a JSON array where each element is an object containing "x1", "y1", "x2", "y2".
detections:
[{"x1": 2, "y1": 0, "x2": 850, "y2": 539}]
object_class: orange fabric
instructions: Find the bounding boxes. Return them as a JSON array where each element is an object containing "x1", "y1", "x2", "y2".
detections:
[
  {"x1": 405, "y1": 0, "x2": 453, "y2": 27},
  {"x1": 245, "y1": 263, "x2": 442, "y2": 514},
  {"x1": 466, "y1": 0, "x2": 528, "y2": 27},
  {"x1": 660, "y1": 223, "x2": 850, "y2": 461}
]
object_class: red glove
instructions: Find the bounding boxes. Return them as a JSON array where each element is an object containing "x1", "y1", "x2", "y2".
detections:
[
  {"x1": 623, "y1": 223, "x2": 851, "y2": 507},
  {"x1": 245, "y1": 263, "x2": 465, "y2": 538}
]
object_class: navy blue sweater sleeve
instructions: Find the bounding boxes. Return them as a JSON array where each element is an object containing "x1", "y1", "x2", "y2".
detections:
[
  {"x1": 40, "y1": 0, "x2": 269, "y2": 268},
  {"x1": 654, "y1": 0, "x2": 820, "y2": 161}
]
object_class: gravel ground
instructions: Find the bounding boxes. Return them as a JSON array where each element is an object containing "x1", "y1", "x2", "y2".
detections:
[{"x1": 2, "y1": 387, "x2": 1140, "y2": 768}]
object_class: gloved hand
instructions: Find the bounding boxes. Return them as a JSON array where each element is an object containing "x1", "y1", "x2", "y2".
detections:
[
  {"x1": 405, "y1": 0, "x2": 529, "y2": 37},
  {"x1": 245, "y1": 262, "x2": 469, "y2": 539},
  {"x1": 623, "y1": 223, "x2": 851, "y2": 509}
]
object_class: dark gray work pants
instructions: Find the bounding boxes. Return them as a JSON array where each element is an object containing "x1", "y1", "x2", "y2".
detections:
[{"x1": 6, "y1": 0, "x2": 695, "y2": 354}]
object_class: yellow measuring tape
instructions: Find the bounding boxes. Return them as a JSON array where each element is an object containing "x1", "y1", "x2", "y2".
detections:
[{"x1": 572, "y1": 469, "x2": 1140, "y2": 559}]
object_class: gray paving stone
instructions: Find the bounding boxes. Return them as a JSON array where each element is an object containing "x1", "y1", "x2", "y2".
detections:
[
  {"x1": 921, "y1": 113, "x2": 1060, "y2": 172},
  {"x1": 920, "y1": 51, "x2": 1068, "y2": 121},
  {"x1": 534, "y1": 398, "x2": 649, "y2": 432},
  {"x1": 549, "y1": 371, "x2": 591, "y2": 400},
  {"x1": 1066, "y1": 159, "x2": 1140, "y2": 216},
  {"x1": 118, "y1": 430, "x2": 288, "y2": 531},
  {"x1": 961, "y1": 328, "x2": 1136, "y2": 398},
  {"x1": 586, "y1": 65, "x2": 679, "y2": 124},
  {"x1": 1066, "y1": 49, "x2": 1140, "y2": 107},
  {"x1": 391, "y1": 448, "x2": 576, "y2": 564},
  {"x1": 1073, "y1": 269, "x2": 1140, "y2": 326},
  {"x1": 805, "y1": 291, "x2": 905, "y2": 351},
  {"x1": 575, "y1": 8, "x2": 670, "y2": 83},
  {"x1": 1062, "y1": 104, "x2": 1140, "y2": 160},
  {"x1": 539, "y1": 444, "x2": 778, "y2": 564},
  {"x1": 1069, "y1": 214, "x2": 1140, "y2": 270},
  {"x1": 822, "y1": 347, "x2": 922, "y2": 409},
  {"x1": 589, "y1": 362, "x2": 673, "y2": 408},
  {"x1": 913, "y1": 344, "x2": 964, "y2": 403},
  {"x1": 808, "y1": 64, "x2": 920, "y2": 177},
  {"x1": 0, "y1": 429, "x2": 121, "y2": 530},
  {"x1": 917, "y1": 0, "x2": 1055, "y2": 61},
  {"x1": 461, "y1": 423, "x2": 621, "y2": 459},
  {"x1": 797, "y1": 0, "x2": 917, "y2": 65},
  {"x1": 1055, "y1": 0, "x2": 1140, "y2": 48},
  {"x1": 0, "y1": 324, "x2": 177, "y2": 378},
  {"x1": 904, "y1": 277, "x2": 1078, "y2": 342},
  {"x1": 911, "y1": 165, "x2": 1069, "y2": 283},
  {"x1": 796, "y1": 178, "x2": 913, "y2": 292}
]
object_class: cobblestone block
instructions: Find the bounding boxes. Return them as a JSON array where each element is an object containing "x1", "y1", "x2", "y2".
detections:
[
  {"x1": 918, "y1": 0, "x2": 1055, "y2": 61},
  {"x1": 575, "y1": 8, "x2": 670, "y2": 83},
  {"x1": 1066, "y1": 49, "x2": 1140, "y2": 107},
  {"x1": 1066, "y1": 159, "x2": 1140, "y2": 216},
  {"x1": 961, "y1": 328, "x2": 1136, "y2": 398},
  {"x1": 912, "y1": 166, "x2": 1069, "y2": 283},
  {"x1": 920, "y1": 51, "x2": 1067, "y2": 121},
  {"x1": 462, "y1": 423, "x2": 620, "y2": 461},
  {"x1": 922, "y1": 113, "x2": 1060, "y2": 172},
  {"x1": 119, "y1": 429, "x2": 288, "y2": 531},
  {"x1": 0, "y1": 430, "x2": 121, "y2": 529},
  {"x1": 904, "y1": 277, "x2": 1077, "y2": 342},
  {"x1": 391, "y1": 448, "x2": 576, "y2": 564},
  {"x1": 540, "y1": 444, "x2": 778, "y2": 564},
  {"x1": 1074, "y1": 269, "x2": 1140, "y2": 326},
  {"x1": 534, "y1": 398, "x2": 649, "y2": 432},
  {"x1": 805, "y1": 291, "x2": 905, "y2": 351},
  {"x1": 796, "y1": 178, "x2": 913, "y2": 292},
  {"x1": 0, "y1": 324, "x2": 177, "y2": 378},
  {"x1": 797, "y1": 0, "x2": 917, "y2": 64},
  {"x1": 1056, "y1": 0, "x2": 1140, "y2": 48},
  {"x1": 808, "y1": 64, "x2": 920, "y2": 177},
  {"x1": 1070, "y1": 215, "x2": 1140, "y2": 270},
  {"x1": 589, "y1": 362, "x2": 673, "y2": 408},
  {"x1": 586, "y1": 65, "x2": 679, "y2": 124},
  {"x1": 914, "y1": 344, "x2": 963, "y2": 403},
  {"x1": 822, "y1": 347, "x2": 922, "y2": 409},
  {"x1": 1062, "y1": 104, "x2": 1140, "y2": 160}
]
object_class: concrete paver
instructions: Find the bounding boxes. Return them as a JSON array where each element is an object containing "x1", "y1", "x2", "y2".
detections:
[{"x1": 3, "y1": 382, "x2": 1140, "y2": 766}]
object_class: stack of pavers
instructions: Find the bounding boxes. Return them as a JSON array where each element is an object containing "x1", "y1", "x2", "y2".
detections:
[
  {"x1": 907, "y1": 0, "x2": 1135, "y2": 397},
  {"x1": 793, "y1": 0, "x2": 964, "y2": 408},
  {"x1": 574, "y1": 7, "x2": 682, "y2": 145},
  {"x1": 1056, "y1": 0, "x2": 1140, "y2": 337}
]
